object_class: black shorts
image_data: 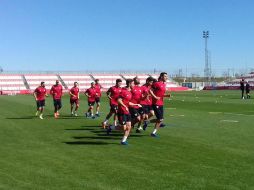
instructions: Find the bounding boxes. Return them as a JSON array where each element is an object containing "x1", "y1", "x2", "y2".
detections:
[
  {"x1": 110, "y1": 104, "x2": 118, "y2": 113},
  {"x1": 88, "y1": 101, "x2": 95, "y2": 106},
  {"x1": 129, "y1": 107, "x2": 144, "y2": 119},
  {"x1": 118, "y1": 113, "x2": 131, "y2": 125},
  {"x1": 54, "y1": 99, "x2": 62, "y2": 107},
  {"x1": 95, "y1": 97, "x2": 100, "y2": 103},
  {"x1": 142, "y1": 105, "x2": 152, "y2": 115},
  {"x1": 37, "y1": 100, "x2": 45, "y2": 108},
  {"x1": 152, "y1": 105, "x2": 164, "y2": 121},
  {"x1": 130, "y1": 107, "x2": 139, "y2": 118}
]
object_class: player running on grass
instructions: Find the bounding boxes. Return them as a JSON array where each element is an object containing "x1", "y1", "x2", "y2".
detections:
[
  {"x1": 139, "y1": 76, "x2": 155, "y2": 131},
  {"x1": 102, "y1": 79, "x2": 122, "y2": 129},
  {"x1": 33, "y1": 82, "x2": 48, "y2": 119},
  {"x1": 94, "y1": 79, "x2": 102, "y2": 117},
  {"x1": 85, "y1": 82, "x2": 97, "y2": 119},
  {"x1": 50, "y1": 80, "x2": 63, "y2": 119},
  {"x1": 107, "y1": 79, "x2": 142, "y2": 145},
  {"x1": 129, "y1": 77, "x2": 144, "y2": 133},
  {"x1": 69, "y1": 82, "x2": 80, "y2": 116},
  {"x1": 149, "y1": 72, "x2": 171, "y2": 137}
]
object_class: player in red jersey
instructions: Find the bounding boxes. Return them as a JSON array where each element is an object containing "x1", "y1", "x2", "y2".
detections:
[
  {"x1": 50, "y1": 80, "x2": 63, "y2": 118},
  {"x1": 150, "y1": 72, "x2": 171, "y2": 137},
  {"x1": 107, "y1": 79, "x2": 142, "y2": 145},
  {"x1": 85, "y1": 82, "x2": 97, "y2": 119},
  {"x1": 102, "y1": 79, "x2": 122, "y2": 128},
  {"x1": 139, "y1": 76, "x2": 155, "y2": 131},
  {"x1": 33, "y1": 82, "x2": 48, "y2": 119},
  {"x1": 129, "y1": 77, "x2": 144, "y2": 133},
  {"x1": 69, "y1": 82, "x2": 80, "y2": 116},
  {"x1": 94, "y1": 79, "x2": 102, "y2": 117}
]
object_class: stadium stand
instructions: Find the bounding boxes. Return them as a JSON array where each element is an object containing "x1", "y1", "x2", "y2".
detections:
[
  {"x1": 149, "y1": 74, "x2": 189, "y2": 91},
  {"x1": 91, "y1": 74, "x2": 123, "y2": 91},
  {"x1": 205, "y1": 72, "x2": 254, "y2": 90},
  {"x1": 0, "y1": 72, "x2": 190, "y2": 94},
  {"x1": 121, "y1": 74, "x2": 148, "y2": 84},
  {"x1": 0, "y1": 74, "x2": 28, "y2": 94},
  {"x1": 59, "y1": 74, "x2": 93, "y2": 91},
  {"x1": 24, "y1": 74, "x2": 59, "y2": 91}
]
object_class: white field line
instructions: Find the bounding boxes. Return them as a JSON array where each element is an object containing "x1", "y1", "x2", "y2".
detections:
[
  {"x1": 209, "y1": 112, "x2": 222, "y2": 114},
  {"x1": 170, "y1": 115, "x2": 185, "y2": 117},
  {"x1": 165, "y1": 108, "x2": 176, "y2": 110},
  {"x1": 224, "y1": 113, "x2": 254, "y2": 117},
  {"x1": 209, "y1": 112, "x2": 254, "y2": 117},
  {"x1": 220, "y1": 120, "x2": 239, "y2": 123}
]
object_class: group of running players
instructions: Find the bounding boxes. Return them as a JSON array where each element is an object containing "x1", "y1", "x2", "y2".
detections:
[{"x1": 33, "y1": 72, "x2": 170, "y2": 145}]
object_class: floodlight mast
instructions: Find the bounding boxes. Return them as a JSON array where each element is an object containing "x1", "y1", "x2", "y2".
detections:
[{"x1": 203, "y1": 31, "x2": 210, "y2": 86}]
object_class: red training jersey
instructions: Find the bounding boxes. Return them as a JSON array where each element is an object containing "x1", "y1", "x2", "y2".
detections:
[
  {"x1": 118, "y1": 87, "x2": 132, "y2": 114},
  {"x1": 50, "y1": 85, "x2": 63, "y2": 100},
  {"x1": 130, "y1": 85, "x2": 142, "y2": 109},
  {"x1": 140, "y1": 84, "x2": 152, "y2": 105},
  {"x1": 70, "y1": 87, "x2": 79, "y2": 100},
  {"x1": 107, "y1": 86, "x2": 122, "y2": 106},
  {"x1": 94, "y1": 83, "x2": 102, "y2": 97},
  {"x1": 151, "y1": 81, "x2": 166, "y2": 106},
  {"x1": 34, "y1": 86, "x2": 47, "y2": 101},
  {"x1": 85, "y1": 87, "x2": 97, "y2": 102}
]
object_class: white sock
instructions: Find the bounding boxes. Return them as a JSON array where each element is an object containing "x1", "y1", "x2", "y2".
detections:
[
  {"x1": 152, "y1": 129, "x2": 157, "y2": 134},
  {"x1": 96, "y1": 111, "x2": 99, "y2": 114},
  {"x1": 122, "y1": 136, "x2": 128, "y2": 142},
  {"x1": 138, "y1": 126, "x2": 143, "y2": 130},
  {"x1": 114, "y1": 120, "x2": 117, "y2": 126},
  {"x1": 104, "y1": 119, "x2": 108, "y2": 124}
]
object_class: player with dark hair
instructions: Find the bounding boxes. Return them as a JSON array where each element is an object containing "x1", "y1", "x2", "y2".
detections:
[
  {"x1": 140, "y1": 76, "x2": 155, "y2": 131},
  {"x1": 85, "y1": 82, "x2": 97, "y2": 119},
  {"x1": 34, "y1": 82, "x2": 48, "y2": 119},
  {"x1": 50, "y1": 80, "x2": 63, "y2": 119},
  {"x1": 102, "y1": 79, "x2": 122, "y2": 128},
  {"x1": 69, "y1": 82, "x2": 80, "y2": 116},
  {"x1": 107, "y1": 79, "x2": 142, "y2": 145},
  {"x1": 149, "y1": 72, "x2": 170, "y2": 137},
  {"x1": 130, "y1": 76, "x2": 144, "y2": 133},
  {"x1": 94, "y1": 79, "x2": 102, "y2": 117},
  {"x1": 240, "y1": 78, "x2": 245, "y2": 99},
  {"x1": 246, "y1": 81, "x2": 251, "y2": 99}
]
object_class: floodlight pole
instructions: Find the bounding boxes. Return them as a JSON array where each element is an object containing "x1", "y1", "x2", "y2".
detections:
[{"x1": 203, "y1": 31, "x2": 210, "y2": 86}]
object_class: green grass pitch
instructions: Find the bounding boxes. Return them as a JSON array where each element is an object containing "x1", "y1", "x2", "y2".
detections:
[{"x1": 0, "y1": 90, "x2": 254, "y2": 190}]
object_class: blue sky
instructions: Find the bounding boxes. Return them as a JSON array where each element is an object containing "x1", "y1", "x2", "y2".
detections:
[{"x1": 0, "y1": 0, "x2": 254, "y2": 76}]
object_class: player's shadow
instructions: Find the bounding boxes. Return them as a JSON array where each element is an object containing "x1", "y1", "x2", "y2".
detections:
[
  {"x1": 57, "y1": 116, "x2": 84, "y2": 119},
  {"x1": 6, "y1": 116, "x2": 35, "y2": 119},
  {"x1": 64, "y1": 141, "x2": 113, "y2": 145},
  {"x1": 72, "y1": 136, "x2": 119, "y2": 140},
  {"x1": 65, "y1": 125, "x2": 101, "y2": 131},
  {"x1": 149, "y1": 119, "x2": 157, "y2": 123},
  {"x1": 80, "y1": 125, "x2": 100, "y2": 128},
  {"x1": 65, "y1": 128, "x2": 97, "y2": 131},
  {"x1": 94, "y1": 131, "x2": 145, "y2": 138}
]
